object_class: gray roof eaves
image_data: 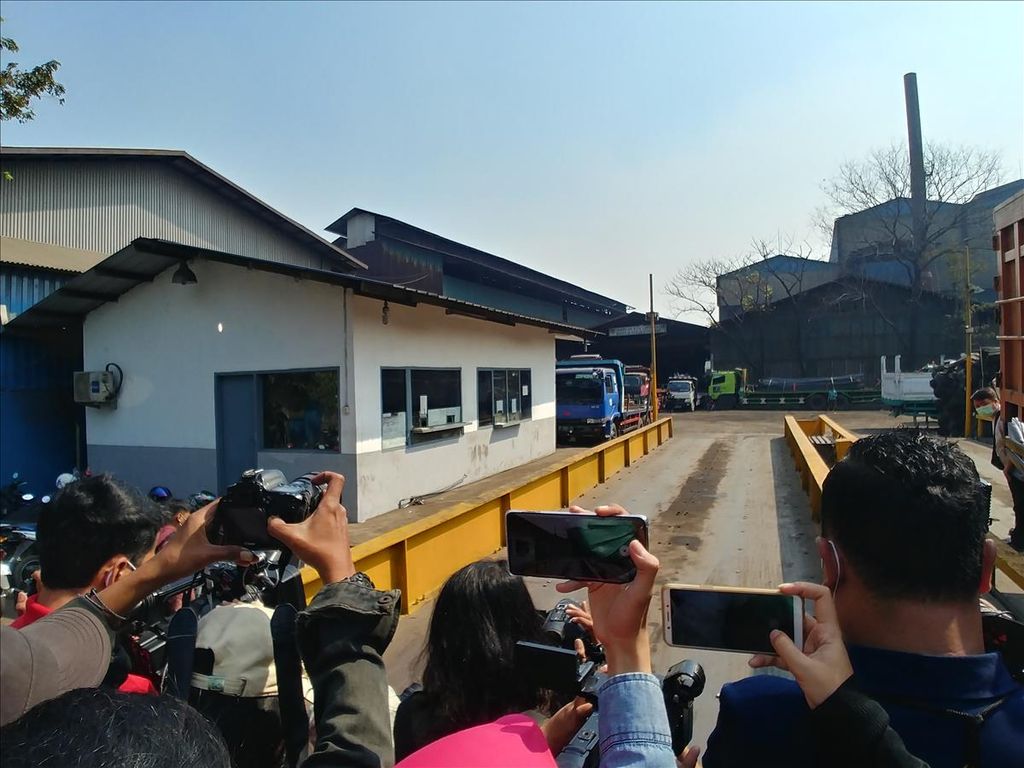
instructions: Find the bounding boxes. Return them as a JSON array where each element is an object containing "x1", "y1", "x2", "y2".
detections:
[{"x1": 0, "y1": 146, "x2": 368, "y2": 272}]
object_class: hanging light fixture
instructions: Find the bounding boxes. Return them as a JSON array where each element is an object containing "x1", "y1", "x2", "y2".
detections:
[{"x1": 172, "y1": 260, "x2": 198, "y2": 285}]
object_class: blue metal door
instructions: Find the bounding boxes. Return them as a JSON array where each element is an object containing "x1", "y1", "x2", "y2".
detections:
[{"x1": 216, "y1": 374, "x2": 257, "y2": 492}]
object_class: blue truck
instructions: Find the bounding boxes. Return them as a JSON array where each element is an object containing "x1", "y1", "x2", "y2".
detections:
[{"x1": 555, "y1": 355, "x2": 651, "y2": 442}]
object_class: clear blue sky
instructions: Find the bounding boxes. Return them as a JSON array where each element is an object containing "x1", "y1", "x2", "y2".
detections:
[{"x1": 2, "y1": 1, "x2": 1021, "y2": 319}]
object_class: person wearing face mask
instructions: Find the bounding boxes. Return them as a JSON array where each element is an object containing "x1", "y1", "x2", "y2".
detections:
[
  {"x1": 11, "y1": 474, "x2": 163, "y2": 694},
  {"x1": 972, "y1": 387, "x2": 1024, "y2": 551},
  {"x1": 703, "y1": 431, "x2": 1024, "y2": 768}
]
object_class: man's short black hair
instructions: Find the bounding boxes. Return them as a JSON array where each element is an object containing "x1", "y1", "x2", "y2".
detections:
[
  {"x1": 37, "y1": 474, "x2": 162, "y2": 589},
  {"x1": 821, "y1": 431, "x2": 988, "y2": 603},
  {"x1": 971, "y1": 387, "x2": 997, "y2": 403},
  {"x1": 0, "y1": 688, "x2": 229, "y2": 768}
]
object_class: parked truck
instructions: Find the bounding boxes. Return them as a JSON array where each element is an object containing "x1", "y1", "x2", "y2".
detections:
[
  {"x1": 705, "y1": 368, "x2": 880, "y2": 410},
  {"x1": 994, "y1": 190, "x2": 1023, "y2": 440},
  {"x1": 880, "y1": 355, "x2": 939, "y2": 420},
  {"x1": 663, "y1": 374, "x2": 697, "y2": 412},
  {"x1": 556, "y1": 355, "x2": 650, "y2": 441}
]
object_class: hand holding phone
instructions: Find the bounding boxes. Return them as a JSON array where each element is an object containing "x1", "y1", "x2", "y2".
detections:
[
  {"x1": 662, "y1": 584, "x2": 804, "y2": 655},
  {"x1": 550, "y1": 504, "x2": 660, "y2": 676},
  {"x1": 749, "y1": 582, "x2": 853, "y2": 709}
]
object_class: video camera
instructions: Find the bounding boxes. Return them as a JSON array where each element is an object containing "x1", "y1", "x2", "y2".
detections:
[
  {"x1": 541, "y1": 598, "x2": 604, "y2": 664},
  {"x1": 519, "y1": 600, "x2": 706, "y2": 767}
]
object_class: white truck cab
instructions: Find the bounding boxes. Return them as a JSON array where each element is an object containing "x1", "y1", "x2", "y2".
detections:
[{"x1": 666, "y1": 377, "x2": 696, "y2": 411}]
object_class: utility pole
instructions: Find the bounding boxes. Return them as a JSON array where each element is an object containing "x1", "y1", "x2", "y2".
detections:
[
  {"x1": 649, "y1": 273, "x2": 659, "y2": 421},
  {"x1": 963, "y1": 246, "x2": 974, "y2": 438}
]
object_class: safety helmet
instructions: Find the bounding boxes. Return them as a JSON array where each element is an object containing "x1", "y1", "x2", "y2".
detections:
[{"x1": 148, "y1": 485, "x2": 173, "y2": 502}]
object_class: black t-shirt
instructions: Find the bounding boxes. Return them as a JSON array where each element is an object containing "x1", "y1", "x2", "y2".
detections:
[{"x1": 393, "y1": 690, "x2": 455, "y2": 761}]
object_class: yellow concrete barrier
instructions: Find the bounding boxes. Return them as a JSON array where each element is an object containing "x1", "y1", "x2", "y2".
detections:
[
  {"x1": 301, "y1": 417, "x2": 675, "y2": 611},
  {"x1": 993, "y1": 538, "x2": 1024, "y2": 590},
  {"x1": 784, "y1": 414, "x2": 1024, "y2": 590},
  {"x1": 783, "y1": 415, "x2": 831, "y2": 521}
]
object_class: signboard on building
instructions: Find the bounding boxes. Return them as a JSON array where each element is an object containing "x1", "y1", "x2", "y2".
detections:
[{"x1": 609, "y1": 323, "x2": 666, "y2": 337}]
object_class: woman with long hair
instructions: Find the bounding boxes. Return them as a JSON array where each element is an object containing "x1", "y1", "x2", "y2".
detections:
[{"x1": 393, "y1": 559, "x2": 549, "y2": 760}]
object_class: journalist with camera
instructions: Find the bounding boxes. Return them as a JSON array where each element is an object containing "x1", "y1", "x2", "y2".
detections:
[
  {"x1": 703, "y1": 432, "x2": 1024, "y2": 768},
  {"x1": 4, "y1": 464, "x2": 951, "y2": 768}
]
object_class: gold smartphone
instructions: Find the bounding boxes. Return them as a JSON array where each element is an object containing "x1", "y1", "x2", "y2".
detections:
[{"x1": 662, "y1": 583, "x2": 803, "y2": 655}]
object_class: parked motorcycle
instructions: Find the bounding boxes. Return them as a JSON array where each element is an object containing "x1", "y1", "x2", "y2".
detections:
[
  {"x1": 1, "y1": 473, "x2": 32, "y2": 518},
  {"x1": 1, "y1": 474, "x2": 44, "y2": 596},
  {"x1": 0, "y1": 470, "x2": 75, "y2": 596},
  {"x1": 0, "y1": 519, "x2": 39, "y2": 596}
]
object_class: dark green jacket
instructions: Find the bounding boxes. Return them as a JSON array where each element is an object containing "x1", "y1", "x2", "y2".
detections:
[{"x1": 297, "y1": 578, "x2": 401, "y2": 768}]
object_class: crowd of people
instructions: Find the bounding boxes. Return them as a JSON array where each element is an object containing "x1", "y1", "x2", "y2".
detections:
[{"x1": 1, "y1": 430, "x2": 1022, "y2": 767}]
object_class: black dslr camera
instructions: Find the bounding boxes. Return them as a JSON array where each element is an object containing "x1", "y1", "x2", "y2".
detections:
[{"x1": 211, "y1": 469, "x2": 325, "y2": 549}]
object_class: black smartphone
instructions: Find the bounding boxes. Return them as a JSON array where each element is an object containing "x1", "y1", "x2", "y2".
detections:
[
  {"x1": 662, "y1": 584, "x2": 804, "y2": 655},
  {"x1": 505, "y1": 510, "x2": 649, "y2": 584}
]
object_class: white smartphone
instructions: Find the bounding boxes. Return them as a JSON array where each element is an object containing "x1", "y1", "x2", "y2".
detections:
[{"x1": 662, "y1": 583, "x2": 804, "y2": 655}]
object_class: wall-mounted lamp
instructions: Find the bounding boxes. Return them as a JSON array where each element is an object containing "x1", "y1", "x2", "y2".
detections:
[
  {"x1": 382, "y1": 300, "x2": 390, "y2": 325},
  {"x1": 172, "y1": 261, "x2": 198, "y2": 285}
]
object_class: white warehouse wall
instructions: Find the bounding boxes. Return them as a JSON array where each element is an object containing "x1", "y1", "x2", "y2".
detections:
[
  {"x1": 349, "y1": 294, "x2": 556, "y2": 519},
  {"x1": 81, "y1": 262, "x2": 557, "y2": 520},
  {"x1": 83, "y1": 260, "x2": 350, "y2": 492}
]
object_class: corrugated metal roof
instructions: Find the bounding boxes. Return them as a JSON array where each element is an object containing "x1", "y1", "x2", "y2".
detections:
[
  {"x1": 8, "y1": 238, "x2": 601, "y2": 339},
  {"x1": 326, "y1": 207, "x2": 629, "y2": 313},
  {"x1": 0, "y1": 147, "x2": 368, "y2": 272},
  {"x1": 0, "y1": 237, "x2": 103, "y2": 273}
]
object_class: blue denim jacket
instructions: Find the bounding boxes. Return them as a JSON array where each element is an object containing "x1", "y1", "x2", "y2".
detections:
[{"x1": 598, "y1": 673, "x2": 676, "y2": 767}]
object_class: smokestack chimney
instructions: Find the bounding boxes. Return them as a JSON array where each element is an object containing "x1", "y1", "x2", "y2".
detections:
[{"x1": 903, "y1": 73, "x2": 927, "y2": 257}]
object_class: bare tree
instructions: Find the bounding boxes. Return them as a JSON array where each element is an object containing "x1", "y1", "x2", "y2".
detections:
[
  {"x1": 666, "y1": 238, "x2": 826, "y2": 377},
  {"x1": 814, "y1": 141, "x2": 1003, "y2": 364}
]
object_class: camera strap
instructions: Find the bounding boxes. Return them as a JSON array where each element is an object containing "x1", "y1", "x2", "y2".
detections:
[
  {"x1": 163, "y1": 607, "x2": 199, "y2": 700},
  {"x1": 271, "y1": 603, "x2": 310, "y2": 768}
]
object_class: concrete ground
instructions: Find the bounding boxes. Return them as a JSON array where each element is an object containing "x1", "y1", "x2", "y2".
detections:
[{"x1": 383, "y1": 408, "x2": 1021, "y2": 755}]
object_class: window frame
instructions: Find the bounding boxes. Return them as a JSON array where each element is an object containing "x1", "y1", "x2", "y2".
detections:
[
  {"x1": 477, "y1": 368, "x2": 533, "y2": 428},
  {"x1": 258, "y1": 368, "x2": 341, "y2": 453},
  {"x1": 380, "y1": 366, "x2": 465, "y2": 449},
  {"x1": 215, "y1": 367, "x2": 343, "y2": 454}
]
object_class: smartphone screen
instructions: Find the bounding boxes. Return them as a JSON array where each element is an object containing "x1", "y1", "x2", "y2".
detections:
[
  {"x1": 506, "y1": 510, "x2": 648, "y2": 583},
  {"x1": 663, "y1": 585, "x2": 801, "y2": 655}
]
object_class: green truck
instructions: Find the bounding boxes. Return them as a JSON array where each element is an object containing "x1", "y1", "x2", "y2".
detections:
[{"x1": 705, "y1": 368, "x2": 881, "y2": 410}]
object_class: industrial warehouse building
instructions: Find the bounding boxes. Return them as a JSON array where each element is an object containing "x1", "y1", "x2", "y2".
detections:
[
  {"x1": 556, "y1": 312, "x2": 709, "y2": 383},
  {"x1": 1, "y1": 147, "x2": 616, "y2": 520}
]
